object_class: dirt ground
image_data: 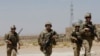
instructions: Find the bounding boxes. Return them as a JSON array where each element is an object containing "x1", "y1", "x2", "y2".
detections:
[{"x1": 0, "y1": 42, "x2": 100, "y2": 56}]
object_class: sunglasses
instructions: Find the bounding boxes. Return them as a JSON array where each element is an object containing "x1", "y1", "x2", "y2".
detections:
[
  {"x1": 85, "y1": 17, "x2": 91, "y2": 18},
  {"x1": 11, "y1": 28, "x2": 16, "y2": 30}
]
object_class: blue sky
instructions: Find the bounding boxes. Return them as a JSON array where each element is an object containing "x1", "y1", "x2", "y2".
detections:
[{"x1": 0, "y1": 0, "x2": 100, "y2": 36}]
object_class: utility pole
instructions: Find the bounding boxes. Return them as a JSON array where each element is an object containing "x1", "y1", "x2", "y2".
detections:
[{"x1": 70, "y1": 0, "x2": 74, "y2": 26}]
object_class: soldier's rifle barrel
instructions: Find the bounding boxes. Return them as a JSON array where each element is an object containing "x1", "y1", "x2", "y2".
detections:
[{"x1": 18, "y1": 28, "x2": 23, "y2": 35}]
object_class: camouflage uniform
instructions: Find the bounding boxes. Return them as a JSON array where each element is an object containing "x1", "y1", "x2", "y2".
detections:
[
  {"x1": 38, "y1": 29, "x2": 57, "y2": 56},
  {"x1": 71, "y1": 23, "x2": 82, "y2": 56},
  {"x1": 5, "y1": 25, "x2": 19, "y2": 56},
  {"x1": 81, "y1": 13, "x2": 97, "y2": 56}
]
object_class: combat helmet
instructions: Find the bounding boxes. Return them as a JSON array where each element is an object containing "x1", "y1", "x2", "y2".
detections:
[
  {"x1": 85, "y1": 12, "x2": 91, "y2": 18},
  {"x1": 11, "y1": 25, "x2": 16, "y2": 30},
  {"x1": 45, "y1": 22, "x2": 52, "y2": 27},
  {"x1": 74, "y1": 23, "x2": 80, "y2": 27}
]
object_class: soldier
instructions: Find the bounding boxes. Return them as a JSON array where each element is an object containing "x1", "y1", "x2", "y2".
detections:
[
  {"x1": 81, "y1": 13, "x2": 98, "y2": 56},
  {"x1": 5, "y1": 25, "x2": 20, "y2": 56},
  {"x1": 71, "y1": 23, "x2": 83, "y2": 56},
  {"x1": 38, "y1": 22, "x2": 57, "y2": 56}
]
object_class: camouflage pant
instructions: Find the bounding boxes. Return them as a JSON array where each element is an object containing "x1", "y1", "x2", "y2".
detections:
[
  {"x1": 7, "y1": 46, "x2": 17, "y2": 56},
  {"x1": 40, "y1": 45, "x2": 52, "y2": 56},
  {"x1": 73, "y1": 43, "x2": 81, "y2": 56},
  {"x1": 83, "y1": 39, "x2": 93, "y2": 56}
]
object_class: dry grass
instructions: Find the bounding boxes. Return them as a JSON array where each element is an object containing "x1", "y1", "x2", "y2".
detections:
[
  {"x1": 19, "y1": 39, "x2": 72, "y2": 48},
  {"x1": 54, "y1": 41, "x2": 71, "y2": 48},
  {"x1": 0, "y1": 41, "x2": 5, "y2": 46}
]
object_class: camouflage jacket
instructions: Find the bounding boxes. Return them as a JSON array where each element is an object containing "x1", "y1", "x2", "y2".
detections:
[
  {"x1": 38, "y1": 29, "x2": 57, "y2": 46},
  {"x1": 82, "y1": 21, "x2": 96, "y2": 33},
  {"x1": 81, "y1": 21, "x2": 97, "y2": 39},
  {"x1": 5, "y1": 32, "x2": 19, "y2": 47},
  {"x1": 71, "y1": 30, "x2": 82, "y2": 43}
]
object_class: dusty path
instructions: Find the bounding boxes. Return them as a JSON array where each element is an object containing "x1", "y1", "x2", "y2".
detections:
[{"x1": 0, "y1": 44, "x2": 100, "y2": 56}]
